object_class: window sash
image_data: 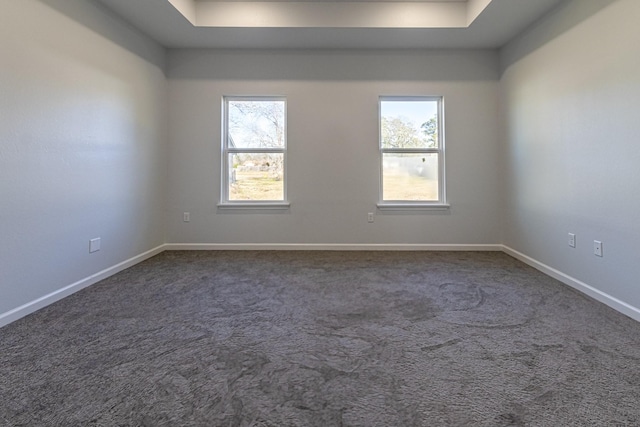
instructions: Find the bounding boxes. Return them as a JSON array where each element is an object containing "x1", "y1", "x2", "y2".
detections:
[
  {"x1": 379, "y1": 96, "x2": 445, "y2": 204},
  {"x1": 222, "y1": 96, "x2": 287, "y2": 204}
]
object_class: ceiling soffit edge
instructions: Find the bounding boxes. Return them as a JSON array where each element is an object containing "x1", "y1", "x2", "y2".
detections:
[{"x1": 167, "y1": 0, "x2": 493, "y2": 28}]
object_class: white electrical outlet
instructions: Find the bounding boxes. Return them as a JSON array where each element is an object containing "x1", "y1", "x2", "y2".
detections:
[
  {"x1": 367, "y1": 212, "x2": 374, "y2": 223},
  {"x1": 594, "y1": 240, "x2": 603, "y2": 257},
  {"x1": 568, "y1": 233, "x2": 576, "y2": 248},
  {"x1": 183, "y1": 212, "x2": 190, "y2": 222},
  {"x1": 89, "y1": 237, "x2": 101, "y2": 253}
]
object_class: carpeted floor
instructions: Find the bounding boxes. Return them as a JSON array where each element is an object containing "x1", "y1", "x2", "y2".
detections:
[{"x1": 1, "y1": 251, "x2": 639, "y2": 426}]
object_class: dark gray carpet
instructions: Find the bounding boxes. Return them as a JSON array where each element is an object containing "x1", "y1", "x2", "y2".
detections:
[{"x1": 1, "y1": 251, "x2": 639, "y2": 426}]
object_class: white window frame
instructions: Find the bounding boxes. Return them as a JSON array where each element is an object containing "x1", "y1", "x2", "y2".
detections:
[
  {"x1": 219, "y1": 96, "x2": 289, "y2": 209},
  {"x1": 377, "y1": 96, "x2": 449, "y2": 211}
]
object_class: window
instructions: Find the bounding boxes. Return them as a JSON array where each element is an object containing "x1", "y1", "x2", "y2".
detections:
[
  {"x1": 221, "y1": 96, "x2": 287, "y2": 206},
  {"x1": 379, "y1": 96, "x2": 447, "y2": 208}
]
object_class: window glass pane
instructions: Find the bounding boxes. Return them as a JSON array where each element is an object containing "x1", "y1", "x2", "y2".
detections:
[
  {"x1": 382, "y1": 153, "x2": 439, "y2": 201},
  {"x1": 228, "y1": 100, "x2": 285, "y2": 149},
  {"x1": 380, "y1": 100, "x2": 438, "y2": 149},
  {"x1": 228, "y1": 153, "x2": 284, "y2": 201}
]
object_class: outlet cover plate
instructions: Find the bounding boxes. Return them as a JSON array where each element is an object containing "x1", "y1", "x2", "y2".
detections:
[
  {"x1": 90, "y1": 238, "x2": 101, "y2": 253},
  {"x1": 594, "y1": 240, "x2": 603, "y2": 257}
]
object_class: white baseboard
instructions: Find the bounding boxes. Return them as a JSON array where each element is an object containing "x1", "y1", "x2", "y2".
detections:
[
  {"x1": 502, "y1": 245, "x2": 640, "y2": 322},
  {"x1": 3, "y1": 243, "x2": 638, "y2": 329},
  {"x1": 164, "y1": 243, "x2": 503, "y2": 251},
  {"x1": 0, "y1": 244, "x2": 166, "y2": 328}
]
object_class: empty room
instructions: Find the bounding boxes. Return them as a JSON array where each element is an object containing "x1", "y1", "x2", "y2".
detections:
[{"x1": 1, "y1": 0, "x2": 639, "y2": 425}]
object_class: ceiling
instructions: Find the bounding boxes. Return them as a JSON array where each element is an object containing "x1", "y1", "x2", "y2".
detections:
[{"x1": 94, "y1": 0, "x2": 565, "y2": 49}]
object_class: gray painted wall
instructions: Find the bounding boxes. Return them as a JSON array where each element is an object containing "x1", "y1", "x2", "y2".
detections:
[
  {"x1": 500, "y1": 0, "x2": 640, "y2": 308},
  {"x1": 166, "y1": 49, "x2": 502, "y2": 245},
  {"x1": 0, "y1": 0, "x2": 168, "y2": 315}
]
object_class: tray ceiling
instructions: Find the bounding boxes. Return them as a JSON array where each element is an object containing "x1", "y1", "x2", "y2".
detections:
[{"x1": 94, "y1": 0, "x2": 565, "y2": 49}]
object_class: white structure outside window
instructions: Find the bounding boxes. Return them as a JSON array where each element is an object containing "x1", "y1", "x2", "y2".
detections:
[
  {"x1": 378, "y1": 96, "x2": 447, "y2": 209},
  {"x1": 221, "y1": 96, "x2": 288, "y2": 207}
]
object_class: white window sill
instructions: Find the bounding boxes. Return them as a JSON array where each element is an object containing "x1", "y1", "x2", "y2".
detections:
[
  {"x1": 217, "y1": 202, "x2": 291, "y2": 211},
  {"x1": 377, "y1": 203, "x2": 450, "y2": 212}
]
